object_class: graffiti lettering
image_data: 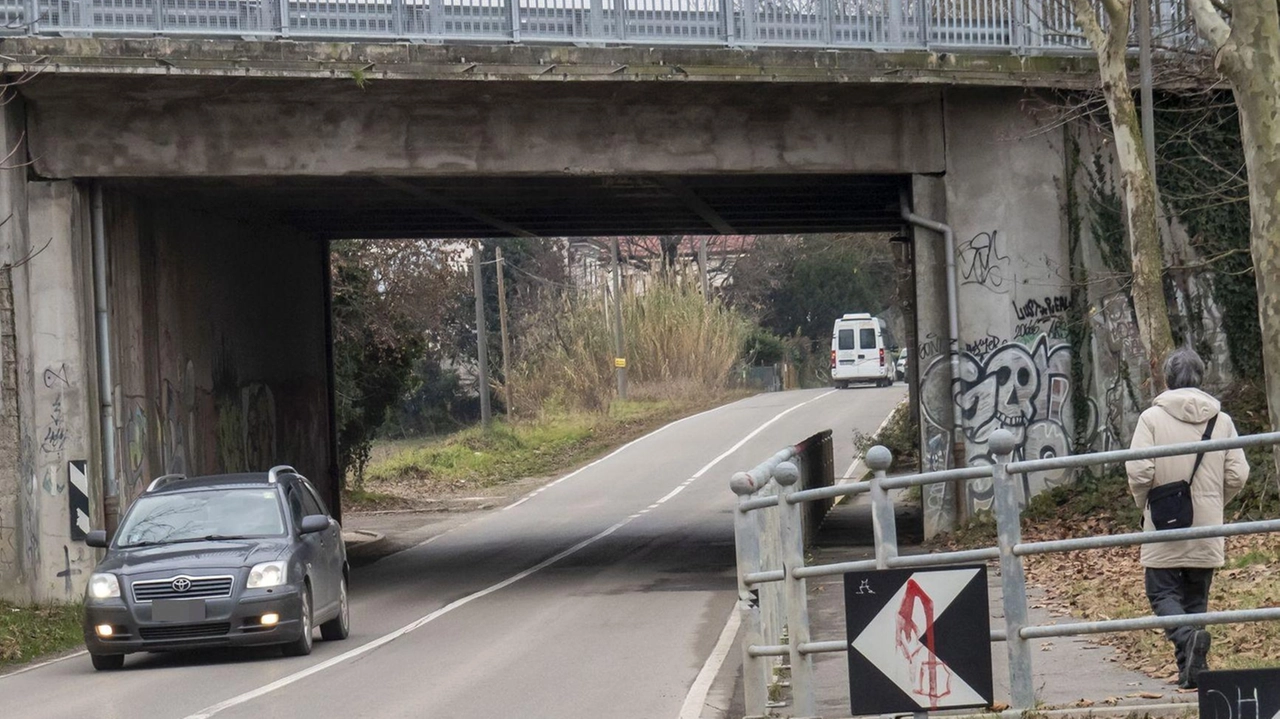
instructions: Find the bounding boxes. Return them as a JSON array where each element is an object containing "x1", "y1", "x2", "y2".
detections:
[
  {"x1": 958, "y1": 231, "x2": 1011, "y2": 293},
  {"x1": 896, "y1": 579, "x2": 952, "y2": 707},
  {"x1": 40, "y1": 397, "x2": 68, "y2": 454},
  {"x1": 921, "y1": 334, "x2": 1078, "y2": 514},
  {"x1": 1013, "y1": 296, "x2": 1072, "y2": 321},
  {"x1": 964, "y1": 334, "x2": 1004, "y2": 360},
  {"x1": 42, "y1": 364, "x2": 69, "y2": 388},
  {"x1": 918, "y1": 333, "x2": 943, "y2": 363},
  {"x1": 55, "y1": 545, "x2": 81, "y2": 597}
]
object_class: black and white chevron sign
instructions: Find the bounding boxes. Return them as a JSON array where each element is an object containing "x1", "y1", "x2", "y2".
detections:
[{"x1": 844, "y1": 565, "x2": 993, "y2": 716}]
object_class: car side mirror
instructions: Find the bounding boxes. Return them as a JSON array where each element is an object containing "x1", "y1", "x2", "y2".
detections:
[
  {"x1": 86, "y1": 530, "x2": 109, "y2": 549},
  {"x1": 299, "y1": 515, "x2": 330, "y2": 535}
]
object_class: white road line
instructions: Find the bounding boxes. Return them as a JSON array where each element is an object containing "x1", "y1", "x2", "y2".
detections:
[
  {"x1": 183, "y1": 517, "x2": 636, "y2": 719},
  {"x1": 689, "y1": 390, "x2": 837, "y2": 479},
  {"x1": 839, "y1": 396, "x2": 905, "y2": 481},
  {"x1": 181, "y1": 389, "x2": 832, "y2": 719},
  {"x1": 0, "y1": 650, "x2": 87, "y2": 679},
  {"x1": 655, "y1": 484, "x2": 688, "y2": 505},
  {"x1": 677, "y1": 607, "x2": 741, "y2": 719},
  {"x1": 500, "y1": 400, "x2": 738, "y2": 511}
]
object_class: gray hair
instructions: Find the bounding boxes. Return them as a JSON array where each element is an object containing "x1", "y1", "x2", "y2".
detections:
[{"x1": 1163, "y1": 347, "x2": 1205, "y2": 390}]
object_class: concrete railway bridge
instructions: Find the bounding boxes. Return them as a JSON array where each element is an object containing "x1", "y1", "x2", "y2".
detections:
[{"x1": 0, "y1": 12, "x2": 1183, "y2": 602}]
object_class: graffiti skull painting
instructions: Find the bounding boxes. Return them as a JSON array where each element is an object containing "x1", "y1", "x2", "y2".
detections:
[{"x1": 956, "y1": 344, "x2": 1041, "y2": 445}]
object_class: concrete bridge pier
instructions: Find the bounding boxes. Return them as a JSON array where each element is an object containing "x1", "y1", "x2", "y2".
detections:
[{"x1": 0, "y1": 100, "x2": 335, "y2": 604}]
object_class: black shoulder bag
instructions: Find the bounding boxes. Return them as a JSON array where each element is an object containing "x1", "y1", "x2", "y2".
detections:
[{"x1": 1146, "y1": 414, "x2": 1218, "y2": 531}]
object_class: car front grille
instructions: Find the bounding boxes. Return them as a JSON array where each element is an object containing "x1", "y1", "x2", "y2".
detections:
[
  {"x1": 139, "y1": 622, "x2": 231, "y2": 641},
  {"x1": 132, "y1": 575, "x2": 235, "y2": 603}
]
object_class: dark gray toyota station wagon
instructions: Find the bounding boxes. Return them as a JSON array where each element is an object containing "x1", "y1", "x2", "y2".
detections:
[{"x1": 82, "y1": 466, "x2": 350, "y2": 670}]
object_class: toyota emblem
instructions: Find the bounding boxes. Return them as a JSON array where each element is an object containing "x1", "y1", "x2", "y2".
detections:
[{"x1": 171, "y1": 577, "x2": 192, "y2": 593}]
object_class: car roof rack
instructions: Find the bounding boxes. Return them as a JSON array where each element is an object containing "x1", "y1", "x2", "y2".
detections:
[
  {"x1": 267, "y1": 465, "x2": 297, "y2": 484},
  {"x1": 146, "y1": 473, "x2": 187, "y2": 493}
]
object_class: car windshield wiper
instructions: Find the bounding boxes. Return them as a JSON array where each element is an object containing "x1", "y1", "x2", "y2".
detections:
[{"x1": 119, "y1": 534, "x2": 257, "y2": 548}]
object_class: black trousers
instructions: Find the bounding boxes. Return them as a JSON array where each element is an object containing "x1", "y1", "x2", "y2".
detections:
[{"x1": 1144, "y1": 567, "x2": 1214, "y2": 670}]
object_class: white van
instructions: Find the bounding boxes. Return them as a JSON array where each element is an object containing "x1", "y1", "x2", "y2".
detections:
[{"x1": 830, "y1": 313, "x2": 894, "y2": 388}]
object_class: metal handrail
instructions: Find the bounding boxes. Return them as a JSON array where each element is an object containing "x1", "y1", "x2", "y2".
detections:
[
  {"x1": 730, "y1": 426, "x2": 1280, "y2": 716},
  {"x1": 0, "y1": 0, "x2": 1195, "y2": 54}
]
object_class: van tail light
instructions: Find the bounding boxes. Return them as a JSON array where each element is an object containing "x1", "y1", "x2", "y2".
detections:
[
  {"x1": 830, "y1": 350, "x2": 836, "y2": 369},
  {"x1": 879, "y1": 348, "x2": 886, "y2": 366}
]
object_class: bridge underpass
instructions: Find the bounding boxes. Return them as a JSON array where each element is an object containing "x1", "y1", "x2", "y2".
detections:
[{"x1": 1, "y1": 50, "x2": 1071, "y2": 604}]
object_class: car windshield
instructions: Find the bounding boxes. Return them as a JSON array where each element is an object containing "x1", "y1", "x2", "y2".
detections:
[{"x1": 116, "y1": 488, "x2": 286, "y2": 548}]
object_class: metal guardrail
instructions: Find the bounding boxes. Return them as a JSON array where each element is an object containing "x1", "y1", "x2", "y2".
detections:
[
  {"x1": 2, "y1": 0, "x2": 1196, "y2": 53},
  {"x1": 730, "y1": 427, "x2": 1280, "y2": 716}
]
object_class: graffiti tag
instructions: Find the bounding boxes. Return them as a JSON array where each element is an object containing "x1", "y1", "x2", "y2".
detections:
[
  {"x1": 958, "y1": 231, "x2": 1011, "y2": 293},
  {"x1": 40, "y1": 397, "x2": 68, "y2": 454}
]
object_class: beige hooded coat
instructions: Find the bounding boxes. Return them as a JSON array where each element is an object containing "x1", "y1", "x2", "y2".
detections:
[{"x1": 1126, "y1": 387, "x2": 1249, "y2": 568}]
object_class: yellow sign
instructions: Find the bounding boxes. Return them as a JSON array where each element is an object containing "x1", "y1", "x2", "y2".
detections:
[{"x1": 614, "y1": 358, "x2": 627, "y2": 368}]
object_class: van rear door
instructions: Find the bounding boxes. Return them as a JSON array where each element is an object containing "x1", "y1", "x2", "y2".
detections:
[
  {"x1": 834, "y1": 325, "x2": 858, "y2": 378},
  {"x1": 853, "y1": 323, "x2": 880, "y2": 379}
]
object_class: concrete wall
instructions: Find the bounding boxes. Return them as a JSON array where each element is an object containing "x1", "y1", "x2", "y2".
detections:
[
  {"x1": 917, "y1": 88, "x2": 1087, "y2": 531},
  {"x1": 103, "y1": 191, "x2": 334, "y2": 514},
  {"x1": 22, "y1": 79, "x2": 947, "y2": 178},
  {"x1": 0, "y1": 169, "x2": 333, "y2": 602}
]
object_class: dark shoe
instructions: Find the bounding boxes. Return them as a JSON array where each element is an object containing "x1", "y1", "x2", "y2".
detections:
[{"x1": 1181, "y1": 630, "x2": 1211, "y2": 689}]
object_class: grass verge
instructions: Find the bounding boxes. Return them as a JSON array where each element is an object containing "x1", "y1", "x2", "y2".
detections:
[
  {"x1": 347, "y1": 393, "x2": 746, "y2": 510},
  {"x1": 0, "y1": 601, "x2": 83, "y2": 669}
]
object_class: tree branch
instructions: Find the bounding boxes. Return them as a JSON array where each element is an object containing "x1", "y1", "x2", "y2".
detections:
[{"x1": 1186, "y1": 0, "x2": 1232, "y2": 50}]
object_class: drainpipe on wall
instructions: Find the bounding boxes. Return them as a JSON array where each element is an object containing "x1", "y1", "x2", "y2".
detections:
[
  {"x1": 899, "y1": 188, "x2": 967, "y2": 478},
  {"x1": 91, "y1": 184, "x2": 119, "y2": 534}
]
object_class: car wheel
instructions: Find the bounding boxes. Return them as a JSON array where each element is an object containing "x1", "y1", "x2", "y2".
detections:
[
  {"x1": 282, "y1": 586, "x2": 313, "y2": 657},
  {"x1": 320, "y1": 578, "x2": 350, "y2": 641},
  {"x1": 90, "y1": 652, "x2": 125, "y2": 671}
]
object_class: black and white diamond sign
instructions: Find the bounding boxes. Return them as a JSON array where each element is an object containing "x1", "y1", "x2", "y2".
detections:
[
  {"x1": 844, "y1": 565, "x2": 993, "y2": 716},
  {"x1": 1199, "y1": 669, "x2": 1280, "y2": 719}
]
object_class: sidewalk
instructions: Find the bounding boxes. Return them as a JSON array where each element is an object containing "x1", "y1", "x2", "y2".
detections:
[{"x1": 803, "y1": 493, "x2": 1197, "y2": 718}]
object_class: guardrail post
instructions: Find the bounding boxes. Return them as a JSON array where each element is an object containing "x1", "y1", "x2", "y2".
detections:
[
  {"x1": 278, "y1": 0, "x2": 290, "y2": 37},
  {"x1": 775, "y1": 461, "x2": 816, "y2": 717},
  {"x1": 508, "y1": 0, "x2": 521, "y2": 41},
  {"x1": 991, "y1": 429, "x2": 1036, "y2": 710},
  {"x1": 731, "y1": 471, "x2": 770, "y2": 718},
  {"x1": 866, "y1": 445, "x2": 897, "y2": 569}
]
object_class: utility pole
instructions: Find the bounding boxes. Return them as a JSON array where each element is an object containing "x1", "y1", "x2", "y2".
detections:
[
  {"x1": 698, "y1": 237, "x2": 710, "y2": 297},
  {"x1": 611, "y1": 238, "x2": 628, "y2": 400},
  {"x1": 495, "y1": 245, "x2": 513, "y2": 417},
  {"x1": 473, "y1": 243, "x2": 492, "y2": 429},
  {"x1": 1137, "y1": 0, "x2": 1157, "y2": 186}
]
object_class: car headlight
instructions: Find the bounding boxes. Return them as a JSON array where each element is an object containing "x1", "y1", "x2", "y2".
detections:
[
  {"x1": 247, "y1": 561, "x2": 287, "y2": 589},
  {"x1": 88, "y1": 573, "x2": 120, "y2": 600}
]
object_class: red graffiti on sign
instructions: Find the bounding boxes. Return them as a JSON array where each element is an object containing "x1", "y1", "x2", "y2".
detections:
[{"x1": 895, "y1": 578, "x2": 953, "y2": 708}]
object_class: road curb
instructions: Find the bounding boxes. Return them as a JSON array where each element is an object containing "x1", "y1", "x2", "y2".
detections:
[{"x1": 342, "y1": 529, "x2": 387, "y2": 560}]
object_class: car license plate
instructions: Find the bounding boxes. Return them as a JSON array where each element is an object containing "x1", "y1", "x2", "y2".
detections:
[{"x1": 152, "y1": 599, "x2": 206, "y2": 623}]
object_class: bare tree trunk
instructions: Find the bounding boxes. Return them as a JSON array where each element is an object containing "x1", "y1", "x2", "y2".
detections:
[
  {"x1": 1071, "y1": 0, "x2": 1177, "y2": 391},
  {"x1": 1188, "y1": 0, "x2": 1280, "y2": 475}
]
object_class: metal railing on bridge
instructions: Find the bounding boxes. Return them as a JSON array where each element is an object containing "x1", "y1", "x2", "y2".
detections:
[
  {"x1": 730, "y1": 426, "x2": 1280, "y2": 716},
  {"x1": 3, "y1": 0, "x2": 1196, "y2": 54}
]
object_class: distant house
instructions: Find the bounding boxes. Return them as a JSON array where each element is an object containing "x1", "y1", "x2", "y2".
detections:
[{"x1": 566, "y1": 237, "x2": 754, "y2": 293}]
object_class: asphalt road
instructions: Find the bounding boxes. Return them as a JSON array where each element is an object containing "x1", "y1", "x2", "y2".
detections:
[{"x1": 2, "y1": 386, "x2": 905, "y2": 719}]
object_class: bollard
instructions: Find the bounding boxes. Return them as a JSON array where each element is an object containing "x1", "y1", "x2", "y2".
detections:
[
  {"x1": 865, "y1": 445, "x2": 896, "y2": 569},
  {"x1": 731, "y1": 471, "x2": 771, "y2": 718},
  {"x1": 775, "y1": 461, "x2": 816, "y2": 717},
  {"x1": 990, "y1": 429, "x2": 1036, "y2": 710}
]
